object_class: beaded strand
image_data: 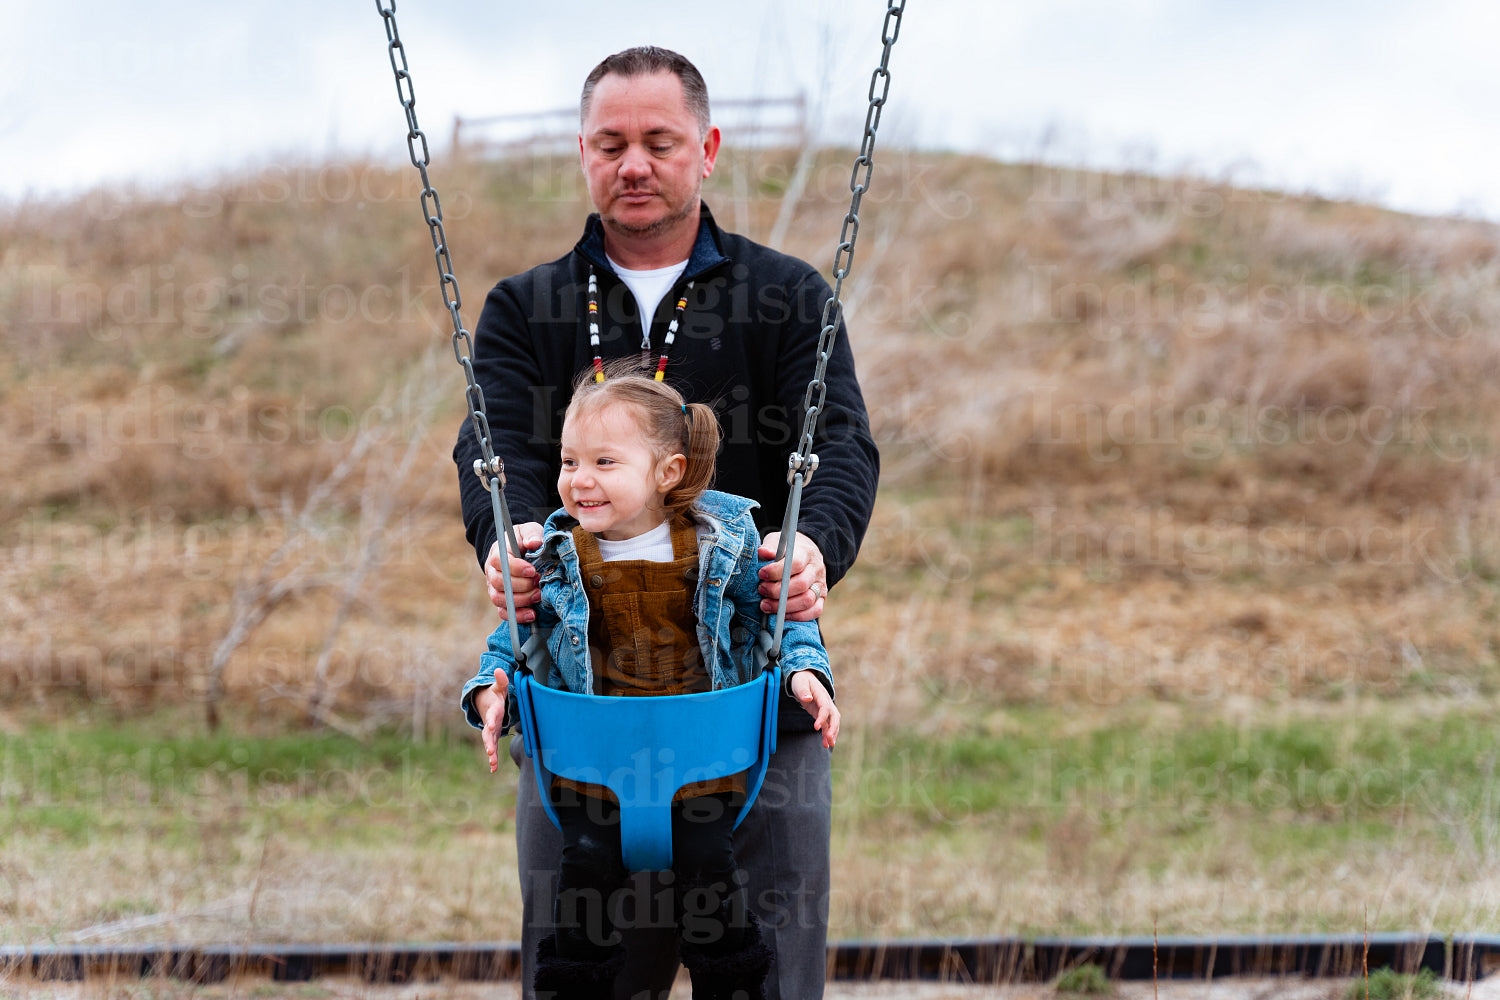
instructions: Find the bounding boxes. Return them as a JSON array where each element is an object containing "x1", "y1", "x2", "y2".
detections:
[
  {"x1": 655, "y1": 285, "x2": 693, "y2": 381},
  {"x1": 587, "y1": 268, "x2": 603, "y2": 383},
  {"x1": 585, "y1": 265, "x2": 694, "y2": 383}
]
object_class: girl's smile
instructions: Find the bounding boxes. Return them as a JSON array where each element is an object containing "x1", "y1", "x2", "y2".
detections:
[{"x1": 558, "y1": 403, "x2": 685, "y2": 541}]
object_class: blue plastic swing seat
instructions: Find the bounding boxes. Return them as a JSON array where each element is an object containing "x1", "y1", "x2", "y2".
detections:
[{"x1": 513, "y1": 638, "x2": 780, "y2": 873}]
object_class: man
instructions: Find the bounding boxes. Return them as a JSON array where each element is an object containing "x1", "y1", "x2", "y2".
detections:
[{"x1": 456, "y1": 46, "x2": 878, "y2": 1000}]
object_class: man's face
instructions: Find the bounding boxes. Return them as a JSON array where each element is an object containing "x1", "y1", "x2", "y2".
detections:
[{"x1": 579, "y1": 70, "x2": 720, "y2": 242}]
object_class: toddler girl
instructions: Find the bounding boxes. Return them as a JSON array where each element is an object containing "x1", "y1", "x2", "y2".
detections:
[{"x1": 463, "y1": 366, "x2": 838, "y2": 1000}]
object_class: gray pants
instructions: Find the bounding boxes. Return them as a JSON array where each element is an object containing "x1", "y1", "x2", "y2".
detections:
[{"x1": 510, "y1": 727, "x2": 832, "y2": 1000}]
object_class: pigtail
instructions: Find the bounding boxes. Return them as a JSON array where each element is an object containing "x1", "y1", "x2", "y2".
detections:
[{"x1": 663, "y1": 401, "x2": 720, "y2": 519}]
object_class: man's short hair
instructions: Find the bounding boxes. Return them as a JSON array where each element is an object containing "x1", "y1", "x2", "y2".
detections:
[{"x1": 580, "y1": 46, "x2": 711, "y2": 137}]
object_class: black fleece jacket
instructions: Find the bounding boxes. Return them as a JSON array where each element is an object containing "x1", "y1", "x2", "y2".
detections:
[{"x1": 454, "y1": 203, "x2": 879, "y2": 589}]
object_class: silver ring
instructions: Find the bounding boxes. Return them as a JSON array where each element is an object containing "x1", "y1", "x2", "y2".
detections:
[{"x1": 810, "y1": 582, "x2": 823, "y2": 602}]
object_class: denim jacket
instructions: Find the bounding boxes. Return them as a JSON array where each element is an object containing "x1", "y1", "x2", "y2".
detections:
[{"x1": 460, "y1": 490, "x2": 832, "y2": 730}]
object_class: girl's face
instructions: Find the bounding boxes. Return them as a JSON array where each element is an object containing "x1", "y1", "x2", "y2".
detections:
[{"x1": 558, "y1": 403, "x2": 685, "y2": 541}]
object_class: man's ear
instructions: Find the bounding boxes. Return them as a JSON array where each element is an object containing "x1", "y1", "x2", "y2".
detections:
[
  {"x1": 658, "y1": 453, "x2": 686, "y2": 492},
  {"x1": 701, "y1": 125, "x2": 721, "y2": 179}
]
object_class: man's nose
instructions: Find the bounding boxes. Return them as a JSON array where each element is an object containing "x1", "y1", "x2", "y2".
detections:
[{"x1": 618, "y1": 144, "x2": 651, "y2": 180}]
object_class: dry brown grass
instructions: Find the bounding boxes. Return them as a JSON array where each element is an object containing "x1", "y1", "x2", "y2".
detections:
[
  {"x1": 4, "y1": 149, "x2": 1500, "y2": 949},
  {"x1": 4, "y1": 150, "x2": 1498, "y2": 716},
  {"x1": 832, "y1": 818, "x2": 1500, "y2": 941}
]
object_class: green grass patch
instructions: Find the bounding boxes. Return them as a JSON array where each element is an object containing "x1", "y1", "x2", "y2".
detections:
[
  {"x1": 13, "y1": 701, "x2": 1495, "y2": 860},
  {"x1": 1344, "y1": 967, "x2": 1442, "y2": 999},
  {"x1": 0, "y1": 712, "x2": 509, "y2": 845},
  {"x1": 835, "y1": 701, "x2": 1499, "y2": 858},
  {"x1": 1055, "y1": 961, "x2": 1112, "y2": 994}
]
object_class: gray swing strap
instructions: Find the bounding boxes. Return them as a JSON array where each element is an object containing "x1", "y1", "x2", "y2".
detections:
[{"x1": 767, "y1": 1, "x2": 906, "y2": 661}]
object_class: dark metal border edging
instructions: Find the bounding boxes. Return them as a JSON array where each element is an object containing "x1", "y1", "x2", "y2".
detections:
[
  {"x1": 828, "y1": 934, "x2": 1452, "y2": 983},
  {"x1": 3, "y1": 935, "x2": 1495, "y2": 984}
]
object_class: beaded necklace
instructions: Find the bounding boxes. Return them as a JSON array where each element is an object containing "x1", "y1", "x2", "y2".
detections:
[{"x1": 586, "y1": 264, "x2": 694, "y2": 383}]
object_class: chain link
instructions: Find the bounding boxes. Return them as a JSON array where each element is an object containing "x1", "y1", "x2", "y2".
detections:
[
  {"x1": 374, "y1": 1, "x2": 505, "y2": 494},
  {"x1": 768, "y1": 1, "x2": 905, "y2": 660},
  {"x1": 375, "y1": 1, "x2": 903, "y2": 664},
  {"x1": 788, "y1": 0, "x2": 906, "y2": 487},
  {"x1": 374, "y1": 1, "x2": 526, "y2": 662}
]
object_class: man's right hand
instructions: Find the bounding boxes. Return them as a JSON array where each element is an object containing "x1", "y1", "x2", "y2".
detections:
[{"x1": 486, "y1": 522, "x2": 544, "y2": 622}]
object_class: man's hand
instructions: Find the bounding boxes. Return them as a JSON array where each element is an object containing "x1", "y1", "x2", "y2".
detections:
[
  {"x1": 757, "y1": 531, "x2": 827, "y2": 622},
  {"x1": 486, "y1": 522, "x2": 544, "y2": 622},
  {"x1": 474, "y1": 677, "x2": 510, "y2": 773},
  {"x1": 789, "y1": 671, "x2": 839, "y2": 748}
]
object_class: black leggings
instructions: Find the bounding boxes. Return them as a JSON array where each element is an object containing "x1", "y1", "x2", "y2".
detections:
[{"x1": 550, "y1": 787, "x2": 750, "y2": 961}]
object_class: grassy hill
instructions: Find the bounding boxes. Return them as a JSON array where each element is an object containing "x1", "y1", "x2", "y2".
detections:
[{"x1": 2, "y1": 147, "x2": 1499, "y2": 943}]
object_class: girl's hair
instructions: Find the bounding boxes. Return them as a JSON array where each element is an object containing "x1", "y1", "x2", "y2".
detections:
[{"x1": 565, "y1": 359, "x2": 721, "y2": 521}]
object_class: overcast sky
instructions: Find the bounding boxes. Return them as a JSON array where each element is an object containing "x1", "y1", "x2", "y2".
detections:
[{"x1": 3, "y1": 0, "x2": 1497, "y2": 220}]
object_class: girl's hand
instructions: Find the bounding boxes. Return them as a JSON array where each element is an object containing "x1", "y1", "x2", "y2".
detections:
[
  {"x1": 476, "y1": 676, "x2": 510, "y2": 773},
  {"x1": 789, "y1": 670, "x2": 840, "y2": 749}
]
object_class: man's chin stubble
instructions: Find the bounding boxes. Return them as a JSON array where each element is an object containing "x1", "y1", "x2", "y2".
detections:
[{"x1": 606, "y1": 201, "x2": 694, "y2": 239}]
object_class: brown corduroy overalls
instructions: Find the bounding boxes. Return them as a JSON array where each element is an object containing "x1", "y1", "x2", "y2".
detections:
[{"x1": 561, "y1": 517, "x2": 741, "y2": 801}]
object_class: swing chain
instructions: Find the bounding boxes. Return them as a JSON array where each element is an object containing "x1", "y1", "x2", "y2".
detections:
[
  {"x1": 768, "y1": 2, "x2": 903, "y2": 659},
  {"x1": 787, "y1": 0, "x2": 905, "y2": 486},
  {"x1": 375, "y1": 0, "x2": 526, "y2": 669},
  {"x1": 373, "y1": 1, "x2": 502, "y2": 488}
]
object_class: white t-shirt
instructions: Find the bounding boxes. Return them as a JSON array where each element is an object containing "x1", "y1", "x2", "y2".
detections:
[
  {"x1": 609, "y1": 256, "x2": 689, "y2": 345},
  {"x1": 595, "y1": 520, "x2": 675, "y2": 562},
  {"x1": 594, "y1": 519, "x2": 710, "y2": 563}
]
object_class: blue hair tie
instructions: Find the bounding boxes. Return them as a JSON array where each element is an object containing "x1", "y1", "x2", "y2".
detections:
[{"x1": 681, "y1": 404, "x2": 688, "y2": 414}]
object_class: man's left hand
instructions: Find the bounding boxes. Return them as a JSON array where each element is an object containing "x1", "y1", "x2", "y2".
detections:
[{"x1": 757, "y1": 531, "x2": 827, "y2": 622}]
